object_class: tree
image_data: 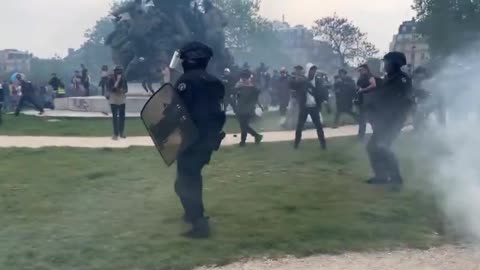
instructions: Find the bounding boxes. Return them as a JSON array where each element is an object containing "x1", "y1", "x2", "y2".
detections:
[
  {"x1": 64, "y1": 17, "x2": 115, "y2": 82},
  {"x1": 413, "y1": 0, "x2": 480, "y2": 56},
  {"x1": 313, "y1": 14, "x2": 378, "y2": 67}
]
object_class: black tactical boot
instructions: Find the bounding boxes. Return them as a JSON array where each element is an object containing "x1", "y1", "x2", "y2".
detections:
[{"x1": 182, "y1": 217, "x2": 210, "y2": 239}]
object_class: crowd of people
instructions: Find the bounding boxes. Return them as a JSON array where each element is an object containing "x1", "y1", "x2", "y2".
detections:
[
  {"x1": 219, "y1": 60, "x2": 388, "y2": 147},
  {"x1": 163, "y1": 41, "x2": 445, "y2": 238}
]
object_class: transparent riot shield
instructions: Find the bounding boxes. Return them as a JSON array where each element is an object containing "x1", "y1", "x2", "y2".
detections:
[{"x1": 141, "y1": 83, "x2": 198, "y2": 166}]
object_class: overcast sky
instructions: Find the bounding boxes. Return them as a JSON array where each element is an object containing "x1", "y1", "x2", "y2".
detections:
[{"x1": 0, "y1": 0, "x2": 414, "y2": 58}]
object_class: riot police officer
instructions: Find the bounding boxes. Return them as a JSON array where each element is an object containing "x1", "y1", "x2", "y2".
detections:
[
  {"x1": 174, "y1": 42, "x2": 226, "y2": 238},
  {"x1": 366, "y1": 52, "x2": 413, "y2": 188}
]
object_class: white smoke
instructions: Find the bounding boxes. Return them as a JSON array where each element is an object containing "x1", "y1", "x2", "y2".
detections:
[{"x1": 421, "y1": 41, "x2": 480, "y2": 240}]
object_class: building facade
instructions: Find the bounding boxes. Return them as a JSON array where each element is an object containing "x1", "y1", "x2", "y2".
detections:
[
  {"x1": 389, "y1": 19, "x2": 431, "y2": 71},
  {"x1": 272, "y1": 20, "x2": 339, "y2": 72},
  {"x1": 0, "y1": 49, "x2": 32, "y2": 74}
]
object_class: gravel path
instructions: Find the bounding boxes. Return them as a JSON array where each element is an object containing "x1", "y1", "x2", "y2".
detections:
[
  {"x1": 197, "y1": 246, "x2": 480, "y2": 270},
  {"x1": 0, "y1": 125, "x2": 364, "y2": 148}
]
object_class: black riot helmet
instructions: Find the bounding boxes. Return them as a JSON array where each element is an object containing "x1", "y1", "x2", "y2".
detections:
[
  {"x1": 383, "y1": 52, "x2": 407, "y2": 74},
  {"x1": 179, "y1": 41, "x2": 213, "y2": 71}
]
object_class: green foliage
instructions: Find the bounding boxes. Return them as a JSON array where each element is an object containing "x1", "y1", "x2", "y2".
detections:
[
  {"x1": 313, "y1": 14, "x2": 379, "y2": 67},
  {"x1": 413, "y1": 0, "x2": 480, "y2": 56}
]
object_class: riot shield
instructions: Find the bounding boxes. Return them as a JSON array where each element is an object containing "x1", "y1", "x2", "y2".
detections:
[{"x1": 141, "y1": 83, "x2": 198, "y2": 166}]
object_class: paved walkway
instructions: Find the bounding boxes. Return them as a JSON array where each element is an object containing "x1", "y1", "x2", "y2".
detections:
[
  {"x1": 198, "y1": 246, "x2": 480, "y2": 270},
  {"x1": 0, "y1": 125, "x2": 365, "y2": 149}
]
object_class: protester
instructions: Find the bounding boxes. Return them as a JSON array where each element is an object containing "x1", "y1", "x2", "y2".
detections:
[
  {"x1": 356, "y1": 64, "x2": 379, "y2": 138},
  {"x1": 48, "y1": 73, "x2": 66, "y2": 98},
  {"x1": 106, "y1": 66, "x2": 128, "y2": 140},
  {"x1": 221, "y1": 68, "x2": 236, "y2": 111},
  {"x1": 234, "y1": 69, "x2": 263, "y2": 147},
  {"x1": 333, "y1": 69, "x2": 358, "y2": 128},
  {"x1": 71, "y1": 70, "x2": 83, "y2": 95},
  {"x1": 276, "y1": 67, "x2": 290, "y2": 116},
  {"x1": 14, "y1": 74, "x2": 44, "y2": 116},
  {"x1": 81, "y1": 64, "x2": 91, "y2": 96},
  {"x1": 291, "y1": 64, "x2": 327, "y2": 150},
  {"x1": 99, "y1": 65, "x2": 109, "y2": 96}
]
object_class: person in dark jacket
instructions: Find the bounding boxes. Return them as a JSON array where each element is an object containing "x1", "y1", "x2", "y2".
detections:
[
  {"x1": 14, "y1": 74, "x2": 44, "y2": 116},
  {"x1": 99, "y1": 65, "x2": 110, "y2": 96},
  {"x1": 174, "y1": 41, "x2": 226, "y2": 238},
  {"x1": 333, "y1": 69, "x2": 357, "y2": 128},
  {"x1": 276, "y1": 67, "x2": 291, "y2": 116},
  {"x1": 291, "y1": 64, "x2": 327, "y2": 149},
  {"x1": 48, "y1": 73, "x2": 66, "y2": 98},
  {"x1": 81, "y1": 64, "x2": 90, "y2": 96},
  {"x1": 365, "y1": 52, "x2": 413, "y2": 188},
  {"x1": 221, "y1": 68, "x2": 236, "y2": 111},
  {"x1": 106, "y1": 66, "x2": 128, "y2": 140},
  {"x1": 234, "y1": 69, "x2": 263, "y2": 146},
  {"x1": 356, "y1": 64, "x2": 379, "y2": 138}
]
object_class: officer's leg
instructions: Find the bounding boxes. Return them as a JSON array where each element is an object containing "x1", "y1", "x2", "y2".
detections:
[
  {"x1": 175, "y1": 152, "x2": 211, "y2": 238},
  {"x1": 366, "y1": 124, "x2": 390, "y2": 183},
  {"x1": 309, "y1": 107, "x2": 327, "y2": 149},
  {"x1": 334, "y1": 104, "x2": 341, "y2": 127},
  {"x1": 175, "y1": 156, "x2": 205, "y2": 222},
  {"x1": 381, "y1": 120, "x2": 405, "y2": 184},
  {"x1": 14, "y1": 96, "x2": 26, "y2": 116},
  {"x1": 294, "y1": 108, "x2": 308, "y2": 148}
]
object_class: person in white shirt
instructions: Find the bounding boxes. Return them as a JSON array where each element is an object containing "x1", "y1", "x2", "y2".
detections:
[{"x1": 290, "y1": 64, "x2": 327, "y2": 149}]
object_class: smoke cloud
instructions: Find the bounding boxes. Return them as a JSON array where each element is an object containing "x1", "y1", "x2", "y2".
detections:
[{"x1": 421, "y1": 41, "x2": 480, "y2": 240}]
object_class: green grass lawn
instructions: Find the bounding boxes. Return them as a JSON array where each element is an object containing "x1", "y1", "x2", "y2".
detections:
[
  {"x1": 0, "y1": 136, "x2": 444, "y2": 270},
  {"x1": 0, "y1": 110, "x2": 355, "y2": 137}
]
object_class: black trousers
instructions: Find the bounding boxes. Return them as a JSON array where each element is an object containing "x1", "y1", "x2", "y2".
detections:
[
  {"x1": 295, "y1": 106, "x2": 326, "y2": 147},
  {"x1": 366, "y1": 115, "x2": 406, "y2": 182},
  {"x1": 237, "y1": 114, "x2": 260, "y2": 142},
  {"x1": 110, "y1": 104, "x2": 126, "y2": 136},
  {"x1": 279, "y1": 95, "x2": 290, "y2": 116},
  {"x1": 358, "y1": 107, "x2": 367, "y2": 138},
  {"x1": 15, "y1": 95, "x2": 44, "y2": 116},
  {"x1": 175, "y1": 148, "x2": 212, "y2": 222}
]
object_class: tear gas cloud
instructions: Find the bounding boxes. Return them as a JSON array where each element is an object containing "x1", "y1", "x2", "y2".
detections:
[{"x1": 422, "y1": 41, "x2": 480, "y2": 240}]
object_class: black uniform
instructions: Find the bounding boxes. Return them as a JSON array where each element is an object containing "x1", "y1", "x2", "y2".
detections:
[
  {"x1": 366, "y1": 52, "x2": 413, "y2": 186},
  {"x1": 235, "y1": 81, "x2": 262, "y2": 145},
  {"x1": 15, "y1": 80, "x2": 44, "y2": 116},
  {"x1": 174, "y1": 42, "x2": 226, "y2": 238},
  {"x1": 333, "y1": 74, "x2": 358, "y2": 126},
  {"x1": 291, "y1": 73, "x2": 327, "y2": 149}
]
